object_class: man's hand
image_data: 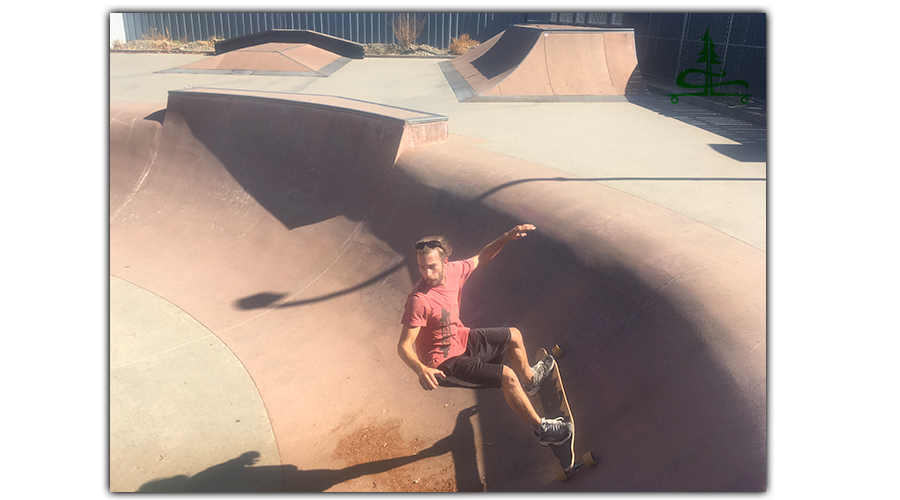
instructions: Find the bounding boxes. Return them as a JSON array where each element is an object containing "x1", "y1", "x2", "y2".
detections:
[
  {"x1": 418, "y1": 366, "x2": 445, "y2": 391},
  {"x1": 399, "y1": 324, "x2": 446, "y2": 391},
  {"x1": 473, "y1": 223, "x2": 537, "y2": 270},
  {"x1": 506, "y1": 224, "x2": 536, "y2": 241}
]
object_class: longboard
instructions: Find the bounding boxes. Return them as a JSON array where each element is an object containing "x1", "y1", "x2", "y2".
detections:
[{"x1": 534, "y1": 346, "x2": 598, "y2": 481}]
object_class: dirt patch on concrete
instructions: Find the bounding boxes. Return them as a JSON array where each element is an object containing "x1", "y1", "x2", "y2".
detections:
[{"x1": 332, "y1": 418, "x2": 457, "y2": 492}]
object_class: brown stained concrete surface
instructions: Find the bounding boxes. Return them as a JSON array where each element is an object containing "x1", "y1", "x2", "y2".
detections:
[{"x1": 109, "y1": 52, "x2": 766, "y2": 492}]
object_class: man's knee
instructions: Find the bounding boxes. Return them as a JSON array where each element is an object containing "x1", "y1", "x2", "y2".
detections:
[
  {"x1": 508, "y1": 327, "x2": 523, "y2": 344},
  {"x1": 500, "y1": 365, "x2": 520, "y2": 388}
]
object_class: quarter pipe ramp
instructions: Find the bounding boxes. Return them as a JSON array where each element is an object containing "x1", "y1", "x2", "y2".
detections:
[{"x1": 441, "y1": 24, "x2": 650, "y2": 102}]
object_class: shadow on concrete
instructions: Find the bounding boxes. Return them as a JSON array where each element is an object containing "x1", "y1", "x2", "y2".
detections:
[
  {"x1": 144, "y1": 109, "x2": 166, "y2": 125},
  {"x1": 707, "y1": 143, "x2": 766, "y2": 163},
  {"x1": 469, "y1": 27, "x2": 540, "y2": 80},
  {"x1": 235, "y1": 259, "x2": 409, "y2": 310},
  {"x1": 136, "y1": 451, "x2": 282, "y2": 493},
  {"x1": 457, "y1": 245, "x2": 767, "y2": 491},
  {"x1": 625, "y1": 94, "x2": 766, "y2": 163},
  {"x1": 137, "y1": 406, "x2": 484, "y2": 492},
  {"x1": 175, "y1": 94, "x2": 402, "y2": 231}
]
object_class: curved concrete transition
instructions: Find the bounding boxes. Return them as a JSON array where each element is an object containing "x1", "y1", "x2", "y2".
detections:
[
  {"x1": 441, "y1": 24, "x2": 650, "y2": 102},
  {"x1": 110, "y1": 89, "x2": 765, "y2": 492}
]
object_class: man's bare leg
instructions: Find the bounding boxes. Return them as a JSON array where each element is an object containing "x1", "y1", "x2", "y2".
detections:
[
  {"x1": 500, "y1": 365, "x2": 541, "y2": 430},
  {"x1": 506, "y1": 327, "x2": 535, "y2": 385},
  {"x1": 501, "y1": 363, "x2": 572, "y2": 446}
]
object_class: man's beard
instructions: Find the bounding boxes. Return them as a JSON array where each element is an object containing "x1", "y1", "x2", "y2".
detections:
[{"x1": 425, "y1": 271, "x2": 444, "y2": 287}]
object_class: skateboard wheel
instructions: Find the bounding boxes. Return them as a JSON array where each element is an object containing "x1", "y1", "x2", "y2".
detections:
[
  {"x1": 583, "y1": 451, "x2": 598, "y2": 467},
  {"x1": 554, "y1": 465, "x2": 569, "y2": 482},
  {"x1": 551, "y1": 345, "x2": 564, "y2": 358}
]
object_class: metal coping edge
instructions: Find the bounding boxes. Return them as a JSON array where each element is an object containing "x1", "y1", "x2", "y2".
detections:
[
  {"x1": 438, "y1": 60, "x2": 477, "y2": 103},
  {"x1": 515, "y1": 24, "x2": 635, "y2": 34},
  {"x1": 156, "y1": 68, "x2": 326, "y2": 77}
]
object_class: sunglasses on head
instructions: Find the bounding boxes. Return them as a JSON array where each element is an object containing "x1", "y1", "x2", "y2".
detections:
[{"x1": 415, "y1": 240, "x2": 444, "y2": 251}]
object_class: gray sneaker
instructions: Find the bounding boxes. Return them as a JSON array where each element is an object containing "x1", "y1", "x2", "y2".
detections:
[
  {"x1": 534, "y1": 417, "x2": 573, "y2": 446},
  {"x1": 522, "y1": 354, "x2": 555, "y2": 396}
]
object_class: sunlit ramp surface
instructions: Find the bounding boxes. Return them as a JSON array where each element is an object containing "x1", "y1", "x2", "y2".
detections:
[
  {"x1": 158, "y1": 42, "x2": 353, "y2": 77},
  {"x1": 441, "y1": 24, "x2": 651, "y2": 102}
]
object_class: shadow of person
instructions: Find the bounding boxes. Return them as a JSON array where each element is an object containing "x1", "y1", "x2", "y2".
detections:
[
  {"x1": 137, "y1": 451, "x2": 282, "y2": 492},
  {"x1": 235, "y1": 259, "x2": 409, "y2": 310},
  {"x1": 136, "y1": 406, "x2": 484, "y2": 492},
  {"x1": 286, "y1": 405, "x2": 483, "y2": 492},
  {"x1": 285, "y1": 432, "x2": 456, "y2": 492},
  {"x1": 445, "y1": 404, "x2": 483, "y2": 491}
]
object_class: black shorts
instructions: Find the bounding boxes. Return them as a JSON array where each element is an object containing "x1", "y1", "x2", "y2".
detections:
[{"x1": 436, "y1": 327, "x2": 510, "y2": 389}]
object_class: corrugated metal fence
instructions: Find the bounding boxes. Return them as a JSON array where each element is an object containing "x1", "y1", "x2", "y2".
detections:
[
  {"x1": 121, "y1": 12, "x2": 528, "y2": 49},
  {"x1": 121, "y1": 12, "x2": 765, "y2": 101},
  {"x1": 525, "y1": 12, "x2": 766, "y2": 101},
  {"x1": 624, "y1": 13, "x2": 766, "y2": 102}
]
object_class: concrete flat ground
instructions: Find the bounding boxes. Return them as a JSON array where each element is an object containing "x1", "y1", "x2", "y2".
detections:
[{"x1": 109, "y1": 52, "x2": 766, "y2": 492}]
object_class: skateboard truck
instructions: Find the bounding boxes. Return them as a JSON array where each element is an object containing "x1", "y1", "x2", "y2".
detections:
[{"x1": 556, "y1": 451, "x2": 599, "y2": 481}]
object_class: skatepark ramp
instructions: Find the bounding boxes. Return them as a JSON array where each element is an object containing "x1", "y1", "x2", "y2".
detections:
[
  {"x1": 441, "y1": 24, "x2": 650, "y2": 102},
  {"x1": 214, "y1": 29, "x2": 365, "y2": 58},
  {"x1": 160, "y1": 30, "x2": 363, "y2": 76},
  {"x1": 110, "y1": 89, "x2": 765, "y2": 491},
  {"x1": 160, "y1": 42, "x2": 354, "y2": 77}
]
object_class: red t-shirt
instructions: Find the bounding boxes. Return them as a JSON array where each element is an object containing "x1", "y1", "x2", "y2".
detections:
[{"x1": 401, "y1": 258, "x2": 476, "y2": 368}]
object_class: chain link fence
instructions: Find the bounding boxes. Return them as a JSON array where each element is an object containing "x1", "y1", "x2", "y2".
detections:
[{"x1": 120, "y1": 12, "x2": 527, "y2": 50}]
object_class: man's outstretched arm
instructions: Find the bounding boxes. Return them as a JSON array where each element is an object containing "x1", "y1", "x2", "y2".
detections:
[
  {"x1": 471, "y1": 224, "x2": 536, "y2": 270},
  {"x1": 398, "y1": 324, "x2": 445, "y2": 391}
]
